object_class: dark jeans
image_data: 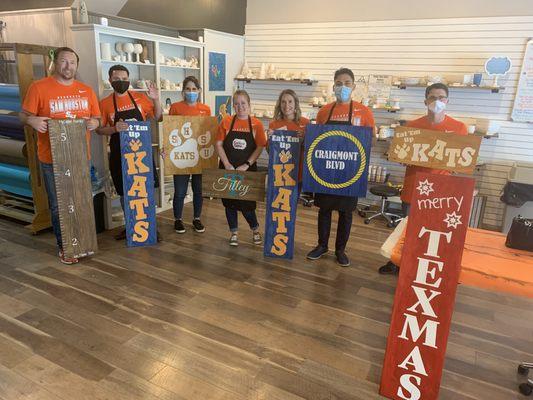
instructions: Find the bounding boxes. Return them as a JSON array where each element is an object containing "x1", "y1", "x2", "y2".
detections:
[
  {"x1": 225, "y1": 207, "x2": 259, "y2": 233},
  {"x1": 318, "y1": 208, "x2": 353, "y2": 252},
  {"x1": 402, "y1": 202, "x2": 411, "y2": 217},
  {"x1": 173, "y1": 174, "x2": 203, "y2": 220},
  {"x1": 41, "y1": 162, "x2": 62, "y2": 249}
]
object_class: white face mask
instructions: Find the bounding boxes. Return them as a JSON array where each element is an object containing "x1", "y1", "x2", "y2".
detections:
[{"x1": 428, "y1": 100, "x2": 446, "y2": 114}]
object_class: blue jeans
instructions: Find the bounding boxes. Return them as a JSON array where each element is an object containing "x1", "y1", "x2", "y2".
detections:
[
  {"x1": 173, "y1": 174, "x2": 203, "y2": 220},
  {"x1": 41, "y1": 162, "x2": 62, "y2": 249},
  {"x1": 225, "y1": 208, "x2": 259, "y2": 233}
]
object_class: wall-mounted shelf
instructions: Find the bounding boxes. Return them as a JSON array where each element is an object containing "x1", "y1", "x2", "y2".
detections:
[
  {"x1": 160, "y1": 65, "x2": 200, "y2": 70},
  {"x1": 474, "y1": 132, "x2": 499, "y2": 139},
  {"x1": 310, "y1": 103, "x2": 402, "y2": 113},
  {"x1": 236, "y1": 77, "x2": 317, "y2": 86},
  {"x1": 394, "y1": 83, "x2": 503, "y2": 93},
  {"x1": 101, "y1": 60, "x2": 156, "y2": 67}
]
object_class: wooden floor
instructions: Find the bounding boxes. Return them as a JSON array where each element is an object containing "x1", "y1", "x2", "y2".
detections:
[{"x1": 0, "y1": 199, "x2": 532, "y2": 400}]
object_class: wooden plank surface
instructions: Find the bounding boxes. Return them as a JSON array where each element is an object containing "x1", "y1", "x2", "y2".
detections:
[
  {"x1": 202, "y1": 168, "x2": 267, "y2": 202},
  {"x1": 0, "y1": 200, "x2": 532, "y2": 400},
  {"x1": 48, "y1": 119, "x2": 97, "y2": 258},
  {"x1": 162, "y1": 116, "x2": 219, "y2": 175},
  {"x1": 388, "y1": 127, "x2": 482, "y2": 174}
]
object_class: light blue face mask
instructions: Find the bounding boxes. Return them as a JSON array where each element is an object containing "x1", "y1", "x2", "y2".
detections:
[
  {"x1": 184, "y1": 91, "x2": 199, "y2": 103},
  {"x1": 334, "y1": 85, "x2": 352, "y2": 103}
]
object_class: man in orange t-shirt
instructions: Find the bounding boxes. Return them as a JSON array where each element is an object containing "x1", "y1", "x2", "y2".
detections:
[
  {"x1": 379, "y1": 82, "x2": 468, "y2": 275},
  {"x1": 20, "y1": 47, "x2": 100, "y2": 265},
  {"x1": 306, "y1": 67, "x2": 375, "y2": 268},
  {"x1": 97, "y1": 65, "x2": 162, "y2": 240}
]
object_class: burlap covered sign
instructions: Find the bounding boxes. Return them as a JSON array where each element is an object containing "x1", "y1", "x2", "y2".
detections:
[
  {"x1": 162, "y1": 115, "x2": 219, "y2": 175},
  {"x1": 388, "y1": 127, "x2": 482, "y2": 174},
  {"x1": 202, "y1": 168, "x2": 266, "y2": 202}
]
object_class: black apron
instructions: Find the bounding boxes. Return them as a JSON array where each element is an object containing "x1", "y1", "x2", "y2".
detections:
[
  {"x1": 219, "y1": 116, "x2": 257, "y2": 211},
  {"x1": 109, "y1": 91, "x2": 158, "y2": 196},
  {"x1": 314, "y1": 101, "x2": 359, "y2": 212}
]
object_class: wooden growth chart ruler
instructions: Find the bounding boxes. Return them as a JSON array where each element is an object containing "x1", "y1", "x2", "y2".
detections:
[{"x1": 48, "y1": 119, "x2": 97, "y2": 258}]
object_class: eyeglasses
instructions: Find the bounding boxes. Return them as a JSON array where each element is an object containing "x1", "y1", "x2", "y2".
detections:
[{"x1": 427, "y1": 95, "x2": 448, "y2": 101}]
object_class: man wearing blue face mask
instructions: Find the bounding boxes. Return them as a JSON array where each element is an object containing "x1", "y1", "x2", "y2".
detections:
[
  {"x1": 378, "y1": 82, "x2": 467, "y2": 275},
  {"x1": 307, "y1": 67, "x2": 375, "y2": 267},
  {"x1": 97, "y1": 64, "x2": 162, "y2": 240}
]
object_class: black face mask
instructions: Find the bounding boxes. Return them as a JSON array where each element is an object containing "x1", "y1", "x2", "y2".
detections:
[{"x1": 111, "y1": 80, "x2": 130, "y2": 94}]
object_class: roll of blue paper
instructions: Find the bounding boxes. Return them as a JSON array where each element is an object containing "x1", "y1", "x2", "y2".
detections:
[
  {"x1": 0, "y1": 162, "x2": 32, "y2": 198},
  {"x1": 0, "y1": 85, "x2": 22, "y2": 112},
  {"x1": 0, "y1": 85, "x2": 21, "y2": 98},
  {"x1": 0, "y1": 114, "x2": 25, "y2": 140}
]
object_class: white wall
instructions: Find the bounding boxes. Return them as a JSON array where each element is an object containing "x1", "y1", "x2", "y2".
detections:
[
  {"x1": 243, "y1": 16, "x2": 533, "y2": 230},
  {"x1": 202, "y1": 29, "x2": 244, "y2": 115},
  {"x1": 247, "y1": 0, "x2": 533, "y2": 24}
]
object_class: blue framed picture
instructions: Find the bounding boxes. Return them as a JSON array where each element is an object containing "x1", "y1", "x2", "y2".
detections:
[
  {"x1": 209, "y1": 52, "x2": 226, "y2": 91},
  {"x1": 215, "y1": 95, "x2": 232, "y2": 122}
]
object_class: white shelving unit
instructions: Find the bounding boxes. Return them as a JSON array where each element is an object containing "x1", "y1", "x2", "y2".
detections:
[{"x1": 71, "y1": 24, "x2": 204, "y2": 229}]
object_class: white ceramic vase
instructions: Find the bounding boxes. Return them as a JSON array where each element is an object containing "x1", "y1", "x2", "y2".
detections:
[{"x1": 100, "y1": 43, "x2": 111, "y2": 61}]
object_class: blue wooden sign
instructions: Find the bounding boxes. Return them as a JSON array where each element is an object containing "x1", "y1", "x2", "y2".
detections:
[
  {"x1": 264, "y1": 130, "x2": 300, "y2": 259},
  {"x1": 302, "y1": 124, "x2": 372, "y2": 197},
  {"x1": 120, "y1": 121, "x2": 157, "y2": 247}
]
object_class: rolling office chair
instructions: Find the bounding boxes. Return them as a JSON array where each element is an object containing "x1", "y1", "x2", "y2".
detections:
[
  {"x1": 358, "y1": 174, "x2": 403, "y2": 228},
  {"x1": 518, "y1": 363, "x2": 533, "y2": 396}
]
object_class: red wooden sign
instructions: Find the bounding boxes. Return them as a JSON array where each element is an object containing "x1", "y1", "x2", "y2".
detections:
[{"x1": 380, "y1": 172, "x2": 475, "y2": 400}]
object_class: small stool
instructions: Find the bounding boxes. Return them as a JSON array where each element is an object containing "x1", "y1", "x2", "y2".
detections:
[{"x1": 358, "y1": 183, "x2": 402, "y2": 228}]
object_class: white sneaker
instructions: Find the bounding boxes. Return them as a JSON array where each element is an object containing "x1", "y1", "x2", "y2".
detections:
[
  {"x1": 252, "y1": 231, "x2": 262, "y2": 245},
  {"x1": 229, "y1": 233, "x2": 238, "y2": 246}
]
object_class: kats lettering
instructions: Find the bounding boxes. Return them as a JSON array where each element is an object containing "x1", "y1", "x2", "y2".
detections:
[
  {"x1": 270, "y1": 157, "x2": 296, "y2": 256},
  {"x1": 125, "y1": 139, "x2": 150, "y2": 242}
]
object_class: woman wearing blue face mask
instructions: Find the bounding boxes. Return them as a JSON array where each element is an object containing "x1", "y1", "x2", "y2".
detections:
[{"x1": 169, "y1": 76, "x2": 211, "y2": 234}]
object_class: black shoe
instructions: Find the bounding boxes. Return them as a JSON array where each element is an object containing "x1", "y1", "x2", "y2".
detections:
[
  {"x1": 174, "y1": 220, "x2": 186, "y2": 234},
  {"x1": 192, "y1": 219, "x2": 205, "y2": 233},
  {"x1": 307, "y1": 245, "x2": 328, "y2": 260},
  {"x1": 114, "y1": 229, "x2": 126, "y2": 241},
  {"x1": 379, "y1": 261, "x2": 399, "y2": 275},
  {"x1": 157, "y1": 230, "x2": 162, "y2": 242},
  {"x1": 335, "y1": 251, "x2": 350, "y2": 267}
]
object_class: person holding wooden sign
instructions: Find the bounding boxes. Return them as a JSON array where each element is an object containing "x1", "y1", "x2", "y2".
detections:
[
  {"x1": 169, "y1": 76, "x2": 211, "y2": 234},
  {"x1": 216, "y1": 90, "x2": 267, "y2": 246},
  {"x1": 97, "y1": 65, "x2": 162, "y2": 241},
  {"x1": 20, "y1": 47, "x2": 100, "y2": 265},
  {"x1": 379, "y1": 82, "x2": 468, "y2": 275},
  {"x1": 268, "y1": 89, "x2": 310, "y2": 185},
  {"x1": 306, "y1": 67, "x2": 375, "y2": 267}
]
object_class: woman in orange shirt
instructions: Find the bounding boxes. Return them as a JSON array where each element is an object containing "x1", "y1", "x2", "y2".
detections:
[
  {"x1": 216, "y1": 90, "x2": 267, "y2": 246},
  {"x1": 169, "y1": 76, "x2": 211, "y2": 235},
  {"x1": 268, "y1": 89, "x2": 309, "y2": 187}
]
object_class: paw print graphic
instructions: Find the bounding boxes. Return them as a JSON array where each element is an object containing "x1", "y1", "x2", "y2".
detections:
[
  {"x1": 129, "y1": 139, "x2": 142, "y2": 152},
  {"x1": 279, "y1": 150, "x2": 292, "y2": 164},
  {"x1": 168, "y1": 122, "x2": 214, "y2": 169},
  {"x1": 393, "y1": 144, "x2": 410, "y2": 160}
]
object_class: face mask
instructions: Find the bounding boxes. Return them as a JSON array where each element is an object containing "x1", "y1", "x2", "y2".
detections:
[
  {"x1": 111, "y1": 80, "x2": 129, "y2": 94},
  {"x1": 334, "y1": 85, "x2": 352, "y2": 103},
  {"x1": 428, "y1": 99, "x2": 446, "y2": 114},
  {"x1": 184, "y1": 91, "x2": 199, "y2": 103}
]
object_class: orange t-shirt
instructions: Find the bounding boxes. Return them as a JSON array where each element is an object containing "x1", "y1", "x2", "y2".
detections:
[
  {"x1": 217, "y1": 115, "x2": 267, "y2": 147},
  {"x1": 169, "y1": 101, "x2": 211, "y2": 116},
  {"x1": 22, "y1": 76, "x2": 100, "y2": 163},
  {"x1": 401, "y1": 115, "x2": 468, "y2": 203},
  {"x1": 99, "y1": 91, "x2": 155, "y2": 126},
  {"x1": 269, "y1": 117, "x2": 310, "y2": 181},
  {"x1": 268, "y1": 117, "x2": 310, "y2": 135},
  {"x1": 316, "y1": 101, "x2": 375, "y2": 128}
]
